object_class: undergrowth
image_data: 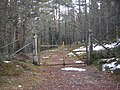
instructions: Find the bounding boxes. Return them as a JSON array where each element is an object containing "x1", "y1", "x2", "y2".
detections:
[
  {"x1": 0, "y1": 60, "x2": 47, "y2": 89},
  {"x1": 0, "y1": 61, "x2": 23, "y2": 76},
  {"x1": 91, "y1": 45, "x2": 120, "y2": 74}
]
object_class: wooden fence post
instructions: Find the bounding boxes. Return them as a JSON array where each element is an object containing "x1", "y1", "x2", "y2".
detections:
[
  {"x1": 62, "y1": 41, "x2": 65, "y2": 66},
  {"x1": 33, "y1": 33, "x2": 39, "y2": 65},
  {"x1": 87, "y1": 30, "x2": 93, "y2": 65}
]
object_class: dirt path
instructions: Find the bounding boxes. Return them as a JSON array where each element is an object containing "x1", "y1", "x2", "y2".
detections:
[
  {"x1": 1, "y1": 48, "x2": 120, "y2": 90},
  {"x1": 35, "y1": 48, "x2": 120, "y2": 90},
  {"x1": 35, "y1": 66, "x2": 119, "y2": 90}
]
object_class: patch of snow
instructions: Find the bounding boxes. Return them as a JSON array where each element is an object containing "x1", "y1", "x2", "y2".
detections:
[
  {"x1": 101, "y1": 58, "x2": 115, "y2": 62},
  {"x1": 16, "y1": 65, "x2": 19, "y2": 67},
  {"x1": 72, "y1": 42, "x2": 118, "y2": 52},
  {"x1": 102, "y1": 58, "x2": 120, "y2": 73},
  {"x1": 116, "y1": 58, "x2": 119, "y2": 61},
  {"x1": 18, "y1": 85, "x2": 22, "y2": 88},
  {"x1": 105, "y1": 43, "x2": 116, "y2": 48},
  {"x1": 3, "y1": 61, "x2": 11, "y2": 63},
  {"x1": 76, "y1": 52, "x2": 86, "y2": 55},
  {"x1": 42, "y1": 56, "x2": 49, "y2": 59},
  {"x1": 115, "y1": 65, "x2": 120, "y2": 69},
  {"x1": 61, "y1": 67, "x2": 86, "y2": 72},
  {"x1": 50, "y1": 50, "x2": 55, "y2": 51},
  {"x1": 93, "y1": 46, "x2": 104, "y2": 51},
  {"x1": 93, "y1": 42, "x2": 119, "y2": 51},
  {"x1": 102, "y1": 61, "x2": 117, "y2": 71},
  {"x1": 75, "y1": 61, "x2": 84, "y2": 64},
  {"x1": 64, "y1": 48, "x2": 68, "y2": 51},
  {"x1": 67, "y1": 52, "x2": 76, "y2": 57},
  {"x1": 73, "y1": 46, "x2": 86, "y2": 52}
]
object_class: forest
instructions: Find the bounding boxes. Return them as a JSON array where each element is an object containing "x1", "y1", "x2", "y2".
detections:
[{"x1": 0, "y1": 0, "x2": 120, "y2": 90}]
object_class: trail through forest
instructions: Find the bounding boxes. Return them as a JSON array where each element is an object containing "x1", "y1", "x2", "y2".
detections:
[
  {"x1": 0, "y1": 0, "x2": 120, "y2": 90},
  {"x1": 1, "y1": 47, "x2": 120, "y2": 90},
  {"x1": 33, "y1": 48, "x2": 120, "y2": 90}
]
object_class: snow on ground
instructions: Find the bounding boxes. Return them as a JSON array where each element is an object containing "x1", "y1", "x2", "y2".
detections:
[
  {"x1": 3, "y1": 61, "x2": 11, "y2": 63},
  {"x1": 114, "y1": 65, "x2": 120, "y2": 70},
  {"x1": 102, "y1": 61, "x2": 117, "y2": 71},
  {"x1": 75, "y1": 61, "x2": 84, "y2": 64},
  {"x1": 67, "y1": 52, "x2": 76, "y2": 57},
  {"x1": 50, "y1": 50, "x2": 55, "y2": 51},
  {"x1": 101, "y1": 58, "x2": 115, "y2": 62},
  {"x1": 93, "y1": 42, "x2": 120, "y2": 51},
  {"x1": 18, "y1": 85, "x2": 22, "y2": 88},
  {"x1": 73, "y1": 46, "x2": 86, "y2": 52},
  {"x1": 72, "y1": 42, "x2": 120, "y2": 52},
  {"x1": 67, "y1": 42, "x2": 120, "y2": 58},
  {"x1": 64, "y1": 48, "x2": 68, "y2": 51},
  {"x1": 76, "y1": 52, "x2": 86, "y2": 55},
  {"x1": 61, "y1": 67, "x2": 86, "y2": 72},
  {"x1": 67, "y1": 47, "x2": 86, "y2": 57},
  {"x1": 42, "y1": 56, "x2": 50, "y2": 59},
  {"x1": 93, "y1": 45, "x2": 104, "y2": 51},
  {"x1": 102, "y1": 58, "x2": 120, "y2": 73},
  {"x1": 104, "y1": 43, "x2": 116, "y2": 48},
  {"x1": 16, "y1": 65, "x2": 19, "y2": 67}
]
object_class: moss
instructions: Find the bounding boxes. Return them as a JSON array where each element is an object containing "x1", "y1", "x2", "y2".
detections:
[
  {"x1": 13, "y1": 61, "x2": 42, "y2": 72},
  {"x1": 0, "y1": 76, "x2": 8, "y2": 87},
  {"x1": 0, "y1": 61, "x2": 23, "y2": 76},
  {"x1": 0, "y1": 60, "x2": 48, "y2": 90},
  {"x1": 0, "y1": 61, "x2": 24, "y2": 88}
]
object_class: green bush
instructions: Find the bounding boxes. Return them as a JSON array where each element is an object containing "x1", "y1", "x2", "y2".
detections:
[
  {"x1": 91, "y1": 45, "x2": 119, "y2": 65},
  {"x1": 91, "y1": 50, "x2": 109, "y2": 64},
  {"x1": 113, "y1": 45, "x2": 120, "y2": 58}
]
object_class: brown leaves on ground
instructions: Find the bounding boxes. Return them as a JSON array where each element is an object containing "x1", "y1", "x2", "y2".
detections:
[{"x1": 0, "y1": 48, "x2": 120, "y2": 90}]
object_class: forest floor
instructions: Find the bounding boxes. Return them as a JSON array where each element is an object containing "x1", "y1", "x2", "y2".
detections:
[{"x1": 0, "y1": 46, "x2": 120, "y2": 90}]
